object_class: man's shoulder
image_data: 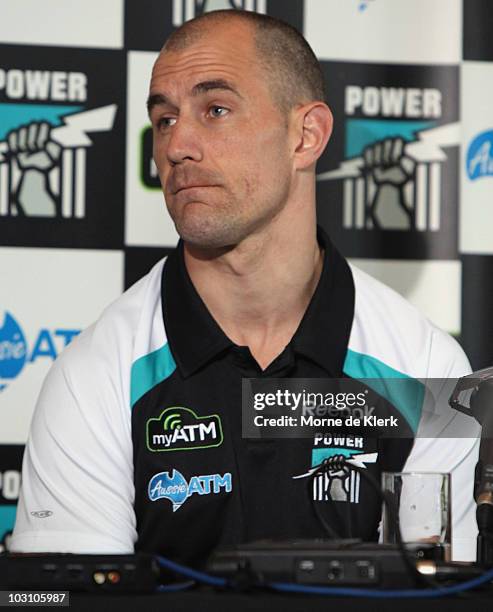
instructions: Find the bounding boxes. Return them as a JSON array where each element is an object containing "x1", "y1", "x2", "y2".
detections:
[{"x1": 347, "y1": 263, "x2": 470, "y2": 379}]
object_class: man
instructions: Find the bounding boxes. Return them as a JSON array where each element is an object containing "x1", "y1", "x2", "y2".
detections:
[{"x1": 11, "y1": 10, "x2": 479, "y2": 564}]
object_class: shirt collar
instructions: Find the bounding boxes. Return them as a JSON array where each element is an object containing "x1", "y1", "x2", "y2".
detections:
[{"x1": 161, "y1": 225, "x2": 354, "y2": 378}]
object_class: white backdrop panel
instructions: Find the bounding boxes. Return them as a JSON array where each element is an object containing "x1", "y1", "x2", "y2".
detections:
[
  {"x1": 0, "y1": 0, "x2": 124, "y2": 49},
  {"x1": 460, "y1": 61, "x2": 493, "y2": 255},
  {"x1": 304, "y1": 0, "x2": 461, "y2": 64},
  {"x1": 125, "y1": 51, "x2": 179, "y2": 248},
  {"x1": 0, "y1": 247, "x2": 124, "y2": 443},
  {"x1": 349, "y1": 258, "x2": 461, "y2": 335}
]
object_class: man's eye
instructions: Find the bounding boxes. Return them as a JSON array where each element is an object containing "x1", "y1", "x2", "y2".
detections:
[
  {"x1": 157, "y1": 117, "x2": 177, "y2": 128},
  {"x1": 208, "y1": 106, "x2": 229, "y2": 118}
]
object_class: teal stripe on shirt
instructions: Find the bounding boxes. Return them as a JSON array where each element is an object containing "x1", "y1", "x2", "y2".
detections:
[
  {"x1": 130, "y1": 343, "x2": 176, "y2": 409},
  {"x1": 343, "y1": 348, "x2": 425, "y2": 434}
]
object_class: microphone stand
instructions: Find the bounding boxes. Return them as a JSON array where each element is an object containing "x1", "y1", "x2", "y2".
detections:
[{"x1": 470, "y1": 380, "x2": 493, "y2": 565}]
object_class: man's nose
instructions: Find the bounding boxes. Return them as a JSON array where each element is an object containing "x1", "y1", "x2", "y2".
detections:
[{"x1": 166, "y1": 117, "x2": 203, "y2": 165}]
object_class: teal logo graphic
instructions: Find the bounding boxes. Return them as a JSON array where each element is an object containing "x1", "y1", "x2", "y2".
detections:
[
  {"x1": 146, "y1": 406, "x2": 223, "y2": 452},
  {"x1": 148, "y1": 469, "x2": 232, "y2": 512},
  {"x1": 0, "y1": 311, "x2": 80, "y2": 392},
  {"x1": 293, "y1": 436, "x2": 377, "y2": 504},
  {"x1": 318, "y1": 80, "x2": 459, "y2": 233},
  {"x1": 466, "y1": 130, "x2": 493, "y2": 181},
  {"x1": 318, "y1": 120, "x2": 460, "y2": 232},
  {"x1": 0, "y1": 104, "x2": 116, "y2": 218}
]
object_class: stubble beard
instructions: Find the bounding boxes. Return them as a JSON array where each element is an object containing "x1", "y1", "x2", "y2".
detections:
[
  {"x1": 168, "y1": 191, "x2": 286, "y2": 251},
  {"x1": 165, "y1": 152, "x2": 292, "y2": 250},
  {"x1": 170, "y1": 199, "x2": 257, "y2": 249}
]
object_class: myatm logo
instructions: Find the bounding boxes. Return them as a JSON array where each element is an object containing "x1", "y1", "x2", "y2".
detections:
[
  {"x1": 146, "y1": 406, "x2": 223, "y2": 452},
  {"x1": 0, "y1": 311, "x2": 80, "y2": 392}
]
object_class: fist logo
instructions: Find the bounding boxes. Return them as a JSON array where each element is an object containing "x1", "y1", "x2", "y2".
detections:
[
  {"x1": 363, "y1": 137, "x2": 416, "y2": 230},
  {"x1": 7, "y1": 122, "x2": 61, "y2": 217}
]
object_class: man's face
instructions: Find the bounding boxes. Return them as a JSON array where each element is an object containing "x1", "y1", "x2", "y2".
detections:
[{"x1": 148, "y1": 22, "x2": 294, "y2": 249}]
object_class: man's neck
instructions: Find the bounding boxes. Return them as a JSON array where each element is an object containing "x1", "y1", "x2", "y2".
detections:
[{"x1": 183, "y1": 216, "x2": 322, "y2": 370}]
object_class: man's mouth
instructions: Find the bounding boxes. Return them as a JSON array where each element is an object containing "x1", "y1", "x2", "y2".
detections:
[
  {"x1": 175, "y1": 184, "x2": 209, "y2": 193},
  {"x1": 172, "y1": 184, "x2": 218, "y2": 195}
]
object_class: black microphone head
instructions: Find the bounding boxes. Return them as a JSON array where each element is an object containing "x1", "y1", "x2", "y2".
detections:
[{"x1": 471, "y1": 379, "x2": 493, "y2": 429}]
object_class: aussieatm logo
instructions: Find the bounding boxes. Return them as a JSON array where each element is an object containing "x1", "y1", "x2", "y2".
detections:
[
  {"x1": 148, "y1": 469, "x2": 232, "y2": 512},
  {"x1": 293, "y1": 435, "x2": 377, "y2": 504},
  {"x1": 171, "y1": 0, "x2": 266, "y2": 28},
  {"x1": 0, "y1": 67, "x2": 116, "y2": 219},
  {"x1": 146, "y1": 406, "x2": 223, "y2": 452},
  {"x1": 0, "y1": 311, "x2": 80, "y2": 392},
  {"x1": 466, "y1": 130, "x2": 493, "y2": 181},
  {"x1": 319, "y1": 85, "x2": 459, "y2": 233}
]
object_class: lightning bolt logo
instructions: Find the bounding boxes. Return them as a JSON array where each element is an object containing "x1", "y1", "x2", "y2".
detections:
[
  {"x1": 0, "y1": 105, "x2": 117, "y2": 162},
  {"x1": 0, "y1": 104, "x2": 117, "y2": 218},
  {"x1": 317, "y1": 122, "x2": 459, "y2": 182}
]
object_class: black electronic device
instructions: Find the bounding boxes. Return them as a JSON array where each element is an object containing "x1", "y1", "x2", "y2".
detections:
[
  {"x1": 450, "y1": 367, "x2": 493, "y2": 565},
  {"x1": 206, "y1": 539, "x2": 440, "y2": 588},
  {"x1": 0, "y1": 553, "x2": 159, "y2": 593}
]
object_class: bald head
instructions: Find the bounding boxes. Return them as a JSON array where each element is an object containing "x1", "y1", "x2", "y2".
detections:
[{"x1": 161, "y1": 10, "x2": 326, "y2": 115}]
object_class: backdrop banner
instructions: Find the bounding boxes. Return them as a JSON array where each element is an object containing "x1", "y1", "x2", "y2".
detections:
[{"x1": 0, "y1": 0, "x2": 491, "y2": 543}]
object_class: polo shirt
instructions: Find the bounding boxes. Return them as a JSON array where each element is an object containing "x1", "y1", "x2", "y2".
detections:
[{"x1": 10, "y1": 227, "x2": 480, "y2": 562}]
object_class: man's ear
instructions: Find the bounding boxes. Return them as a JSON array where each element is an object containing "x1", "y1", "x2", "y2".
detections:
[{"x1": 292, "y1": 102, "x2": 333, "y2": 170}]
